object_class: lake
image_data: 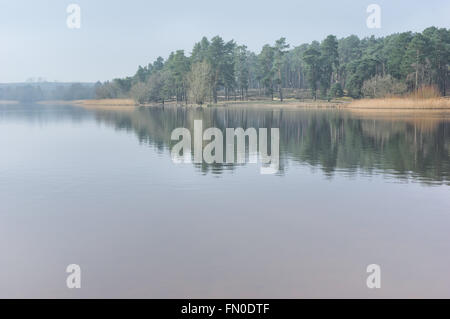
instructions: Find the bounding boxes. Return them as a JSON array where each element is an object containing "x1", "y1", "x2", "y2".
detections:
[{"x1": 0, "y1": 102, "x2": 449, "y2": 298}]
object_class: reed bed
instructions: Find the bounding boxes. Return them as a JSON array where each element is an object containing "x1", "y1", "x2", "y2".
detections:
[
  {"x1": 348, "y1": 86, "x2": 450, "y2": 109},
  {"x1": 348, "y1": 97, "x2": 450, "y2": 109},
  {"x1": 75, "y1": 98, "x2": 136, "y2": 106}
]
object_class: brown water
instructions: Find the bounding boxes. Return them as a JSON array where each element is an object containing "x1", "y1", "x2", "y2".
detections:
[{"x1": 0, "y1": 103, "x2": 449, "y2": 298}]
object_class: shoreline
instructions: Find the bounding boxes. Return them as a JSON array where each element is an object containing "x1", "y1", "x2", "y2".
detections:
[
  {"x1": 11, "y1": 97, "x2": 450, "y2": 113},
  {"x1": 347, "y1": 97, "x2": 450, "y2": 109},
  {"x1": 72, "y1": 97, "x2": 450, "y2": 110}
]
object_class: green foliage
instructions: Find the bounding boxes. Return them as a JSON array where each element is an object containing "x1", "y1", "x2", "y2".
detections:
[
  {"x1": 319, "y1": 35, "x2": 339, "y2": 96},
  {"x1": 258, "y1": 44, "x2": 275, "y2": 98},
  {"x1": 273, "y1": 37, "x2": 290, "y2": 101},
  {"x1": 302, "y1": 46, "x2": 321, "y2": 100},
  {"x1": 330, "y1": 82, "x2": 343, "y2": 97},
  {"x1": 164, "y1": 50, "x2": 190, "y2": 102},
  {"x1": 234, "y1": 45, "x2": 250, "y2": 100},
  {"x1": 96, "y1": 27, "x2": 450, "y2": 103},
  {"x1": 205, "y1": 36, "x2": 236, "y2": 102}
]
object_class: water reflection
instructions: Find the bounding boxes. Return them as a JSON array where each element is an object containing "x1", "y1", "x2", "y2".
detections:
[
  {"x1": 1, "y1": 102, "x2": 450, "y2": 298},
  {"x1": 88, "y1": 105, "x2": 450, "y2": 185}
]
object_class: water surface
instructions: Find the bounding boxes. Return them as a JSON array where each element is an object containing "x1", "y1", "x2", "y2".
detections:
[{"x1": 1, "y1": 103, "x2": 449, "y2": 298}]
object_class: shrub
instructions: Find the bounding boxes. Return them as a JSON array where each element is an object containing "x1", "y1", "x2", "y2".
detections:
[
  {"x1": 362, "y1": 75, "x2": 407, "y2": 98},
  {"x1": 130, "y1": 82, "x2": 148, "y2": 104}
]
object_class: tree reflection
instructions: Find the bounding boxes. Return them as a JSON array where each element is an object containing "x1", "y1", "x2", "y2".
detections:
[{"x1": 91, "y1": 105, "x2": 450, "y2": 185}]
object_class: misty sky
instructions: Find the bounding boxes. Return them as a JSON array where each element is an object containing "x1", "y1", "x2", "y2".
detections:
[{"x1": 0, "y1": 0, "x2": 449, "y2": 83}]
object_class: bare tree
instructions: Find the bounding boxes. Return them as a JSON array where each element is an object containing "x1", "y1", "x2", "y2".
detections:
[{"x1": 187, "y1": 61, "x2": 212, "y2": 105}]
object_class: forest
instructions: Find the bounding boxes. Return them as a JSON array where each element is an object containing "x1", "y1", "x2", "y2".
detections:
[{"x1": 95, "y1": 27, "x2": 450, "y2": 105}]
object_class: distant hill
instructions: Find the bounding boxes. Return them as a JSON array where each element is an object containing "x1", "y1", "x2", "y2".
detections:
[{"x1": 0, "y1": 82, "x2": 98, "y2": 102}]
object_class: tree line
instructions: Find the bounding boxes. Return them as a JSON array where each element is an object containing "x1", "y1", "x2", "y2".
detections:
[{"x1": 95, "y1": 27, "x2": 450, "y2": 105}]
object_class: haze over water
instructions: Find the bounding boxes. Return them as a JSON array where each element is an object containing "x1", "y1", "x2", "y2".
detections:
[{"x1": 0, "y1": 103, "x2": 449, "y2": 298}]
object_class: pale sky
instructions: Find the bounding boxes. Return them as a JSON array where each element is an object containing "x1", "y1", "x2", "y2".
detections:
[{"x1": 0, "y1": 0, "x2": 449, "y2": 83}]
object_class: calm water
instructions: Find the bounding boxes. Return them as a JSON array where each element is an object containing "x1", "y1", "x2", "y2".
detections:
[{"x1": 0, "y1": 103, "x2": 449, "y2": 298}]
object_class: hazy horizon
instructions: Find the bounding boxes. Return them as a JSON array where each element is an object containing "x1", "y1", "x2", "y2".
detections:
[{"x1": 1, "y1": 0, "x2": 449, "y2": 83}]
